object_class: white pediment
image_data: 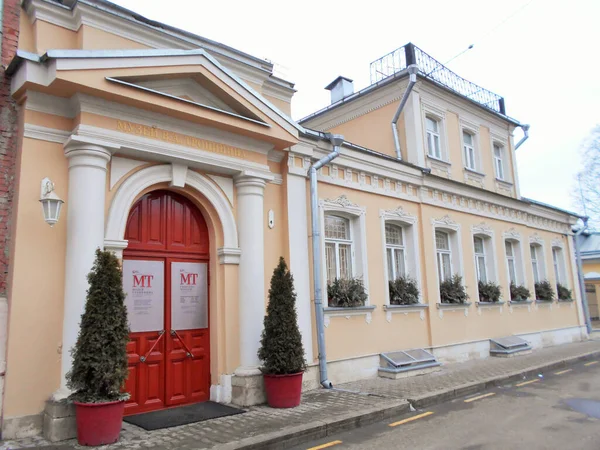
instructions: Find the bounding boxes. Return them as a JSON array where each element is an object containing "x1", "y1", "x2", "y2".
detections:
[{"x1": 136, "y1": 78, "x2": 237, "y2": 114}]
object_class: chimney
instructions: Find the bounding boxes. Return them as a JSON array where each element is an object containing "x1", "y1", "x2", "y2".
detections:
[{"x1": 325, "y1": 76, "x2": 354, "y2": 104}]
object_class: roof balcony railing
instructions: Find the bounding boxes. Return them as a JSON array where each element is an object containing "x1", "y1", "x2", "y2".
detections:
[{"x1": 369, "y1": 43, "x2": 506, "y2": 115}]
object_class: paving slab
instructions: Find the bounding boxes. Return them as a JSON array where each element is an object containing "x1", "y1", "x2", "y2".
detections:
[{"x1": 2, "y1": 339, "x2": 600, "y2": 450}]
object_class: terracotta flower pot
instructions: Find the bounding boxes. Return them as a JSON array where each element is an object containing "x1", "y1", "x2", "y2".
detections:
[
  {"x1": 263, "y1": 372, "x2": 303, "y2": 408},
  {"x1": 74, "y1": 400, "x2": 125, "y2": 446}
]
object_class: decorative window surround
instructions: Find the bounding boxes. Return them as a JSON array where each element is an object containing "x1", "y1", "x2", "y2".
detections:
[
  {"x1": 432, "y1": 215, "x2": 464, "y2": 303},
  {"x1": 476, "y1": 301, "x2": 505, "y2": 316},
  {"x1": 437, "y1": 302, "x2": 472, "y2": 318},
  {"x1": 464, "y1": 167, "x2": 485, "y2": 189},
  {"x1": 380, "y1": 206, "x2": 422, "y2": 305},
  {"x1": 427, "y1": 155, "x2": 452, "y2": 178},
  {"x1": 319, "y1": 195, "x2": 369, "y2": 306},
  {"x1": 323, "y1": 306, "x2": 376, "y2": 327},
  {"x1": 552, "y1": 242, "x2": 569, "y2": 288},
  {"x1": 472, "y1": 222, "x2": 500, "y2": 299},
  {"x1": 529, "y1": 238, "x2": 547, "y2": 286},
  {"x1": 384, "y1": 304, "x2": 428, "y2": 322},
  {"x1": 508, "y1": 300, "x2": 533, "y2": 313}
]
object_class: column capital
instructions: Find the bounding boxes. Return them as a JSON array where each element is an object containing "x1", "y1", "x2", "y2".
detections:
[
  {"x1": 234, "y1": 173, "x2": 268, "y2": 196},
  {"x1": 64, "y1": 135, "x2": 118, "y2": 170}
]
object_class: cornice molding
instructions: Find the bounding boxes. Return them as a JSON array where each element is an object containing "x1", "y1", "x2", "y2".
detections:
[{"x1": 23, "y1": 123, "x2": 70, "y2": 144}]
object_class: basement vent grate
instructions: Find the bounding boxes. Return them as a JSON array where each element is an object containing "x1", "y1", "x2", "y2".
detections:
[
  {"x1": 490, "y1": 336, "x2": 532, "y2": 356},
  {"x1": 379, "y1": 348, "x2": 440, "y2": 374}
]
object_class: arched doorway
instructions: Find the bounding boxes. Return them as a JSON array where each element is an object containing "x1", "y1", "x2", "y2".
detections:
[{"x1": 122, "y1": 190, "x2": 210, "y2": 415}]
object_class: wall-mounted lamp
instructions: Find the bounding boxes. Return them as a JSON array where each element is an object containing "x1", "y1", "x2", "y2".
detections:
[{"x1": 39, "y1": 177, "x2": 64, "y2": 227}]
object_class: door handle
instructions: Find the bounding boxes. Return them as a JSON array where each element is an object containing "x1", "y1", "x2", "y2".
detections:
[
  {"x1": 171, "y1": 329, "x2": 194, "y2": 358},
  {"x1": 140, "y1": 330, "x2": 165, "y2": 363}
]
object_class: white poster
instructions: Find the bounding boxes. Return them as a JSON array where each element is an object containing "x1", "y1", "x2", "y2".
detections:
[
  {"x1": 171, "y1": 262, "x2": 208, "y2": 330},
  {"x1": 123, "y1": 260, "x2": 165, "y2": 333}
]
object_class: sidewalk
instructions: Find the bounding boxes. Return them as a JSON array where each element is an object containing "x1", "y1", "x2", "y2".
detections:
[{"x1": 3, "y1": 338, "x2": 600, "y2": 450}]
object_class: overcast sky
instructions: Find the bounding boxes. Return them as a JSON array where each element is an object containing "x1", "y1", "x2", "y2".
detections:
[{"x1": 111, "y1": 0, "x2": 599, "y2": 214}]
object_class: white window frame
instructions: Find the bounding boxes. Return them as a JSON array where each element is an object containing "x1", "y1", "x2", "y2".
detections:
[
  {"x1": 432, "y1": 216, "x2": 464, "y2": 304},
  {"x1": 436, "y1": 230, "x2": 453, "y2": 282},
  {"x1": 529, "y1": 235, "x2": 547, "y2": 286},
  {"x1": 385, "y1": 223, "x2": 407, "y2": 280},
  {"x1": 421, "y1": 102, "x2": 449, "y2": 163},
  {"x1": 474, "y1": 236, "x2": 487, "y2": 283},
  {"x1": 471, "y1": 224, "x2": 500, "y2": 301},
  {"x1": 503, "y1": 229, "x2": 528, "y2": 300},
  {"x1": 425, "y1": 115, "x2": 442, "y2": 160},
  {"x1": 530, "y1": 244, "x2": 541, "y2": 284},
  {"x1": 319, "y1": 195, "x2": 369, "y2": 306},
  {"x1": 551, "y1": 239, "x2": 569, "y2": 288},
  {"x1": 493, "y1": 142, "x2": 505, "y2": 181},
  {"x1": 490, "y1": 130, "x2": 511, "y2": 184},
  {"x1": 462, "y1": 130, "x2": 477, "y2": 171},
  {"x1": 380, "y1": 207, "x2": 422, "y2": 306},
  {"x1": 324, "y1": 214, "x2": 354, "y2": 283}
]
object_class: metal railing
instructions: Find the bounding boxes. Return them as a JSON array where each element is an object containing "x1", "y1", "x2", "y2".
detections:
[{"x1": 369, "y1": 43, "x2": 505, "y2": 115}]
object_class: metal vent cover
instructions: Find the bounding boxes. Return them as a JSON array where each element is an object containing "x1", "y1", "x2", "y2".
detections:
[
  {"x1": 380, "y1": 348, "x2": 440, "y2": 373},
  {"x1": 490, "y1": 336, "x2": 531, "y2": 355}
]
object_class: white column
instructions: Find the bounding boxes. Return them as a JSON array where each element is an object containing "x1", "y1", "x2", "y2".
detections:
[
  {"x1": 234, "y1": 175, "x2": 266, "y2": 372},
  {"x1": 56, "y1": 142, "x2": 111, "y2": 397},
  {"x1": 286, "y1": 172, "x2": 313, "y2": 362}
]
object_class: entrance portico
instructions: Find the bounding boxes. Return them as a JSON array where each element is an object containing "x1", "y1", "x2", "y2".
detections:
[{"x1": 4, "y1": 46, "x2": 301, "y2": 439}]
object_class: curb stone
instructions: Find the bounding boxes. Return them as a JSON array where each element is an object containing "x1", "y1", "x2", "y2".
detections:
[
  {"x1": 229, "y1": 348, "x2": 600, "y2": 450},
  {"x1": 409, "y1": 349, "x2": 600, "y2": 408},
  {"x1": 217, "y1": 400, "x2": 409, "y2": 450}
]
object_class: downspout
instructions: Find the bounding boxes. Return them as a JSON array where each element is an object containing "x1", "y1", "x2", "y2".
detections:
[
  {"x1": 310, "y1": 133, "x2": 344, "y2": 389},
  {"x1": 514, "y1": 124, "x2": 530, "y2": 150},
  {"x1": 392, "y1": 64, "x2": 419, "y2": 159},
  {"x1": 574, "y1": 217, "x2": 592, "y2": 334}
]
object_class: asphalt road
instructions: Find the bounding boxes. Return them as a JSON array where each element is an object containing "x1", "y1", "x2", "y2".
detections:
[{"x1": 294, "y1": 360, "x2": 600, "y2": 450}]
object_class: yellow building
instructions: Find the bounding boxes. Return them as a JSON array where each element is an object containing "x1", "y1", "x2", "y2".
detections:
[{"x1": 0, "y1": 0, "x2": 587, "y2": 440}]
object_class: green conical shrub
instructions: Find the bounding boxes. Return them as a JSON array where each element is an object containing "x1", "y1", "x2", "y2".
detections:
[
  {"x1": 258, "y1": 257, "x2": 306, "y2": 375},
  {"x1": 67, "y1": 249, "x2": 130, "y2": 403}
]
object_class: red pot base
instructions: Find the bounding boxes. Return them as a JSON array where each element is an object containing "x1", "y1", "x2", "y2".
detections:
[
  {"x1": 263, "y1": 372, "x2": 303, "y2": 408},
  {"x1": 74, "y1": 400, "x2": 124, "y2": 446}
]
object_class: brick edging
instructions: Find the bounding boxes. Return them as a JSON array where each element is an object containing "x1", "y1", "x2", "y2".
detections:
[{"x1": 224, "y1": 349, "x2": 600, "y2": 450}]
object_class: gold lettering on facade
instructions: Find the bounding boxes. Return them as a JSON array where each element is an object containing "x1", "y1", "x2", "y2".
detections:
[{"x1": 116, "y1": 120, "x2": 247, "y2": 159}]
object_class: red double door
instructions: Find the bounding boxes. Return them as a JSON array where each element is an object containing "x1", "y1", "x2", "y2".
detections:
[{"x1": 122, "y1": 190, "x2": 210, "y2": 415}]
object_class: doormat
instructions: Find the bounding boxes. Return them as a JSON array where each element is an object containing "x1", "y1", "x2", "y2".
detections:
[{"x1": 123, "y1": 402, "x2": 245, "y2": 431}]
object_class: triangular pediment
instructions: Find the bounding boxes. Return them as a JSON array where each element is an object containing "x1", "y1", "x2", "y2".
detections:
[
  {"x1": 12, "y1": 49, "x2": 300, "y2": 148},
  {"x1": 112, "y1": 73, "x2": 269, "y2": 126}
]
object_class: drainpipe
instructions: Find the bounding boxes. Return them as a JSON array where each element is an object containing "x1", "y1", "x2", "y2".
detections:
[
  {"x1": 574, "y1": 217, "x2": 592, "y2": 334},
  {"x1": 514, "y1": 124, "x2": 530, "y2": 150},
  {"x1": 392, "y1": 64, "x2": 419, "y2": 159},
  {"x1": 310, "y1": 133, "x2": 344, "y2": 389}
]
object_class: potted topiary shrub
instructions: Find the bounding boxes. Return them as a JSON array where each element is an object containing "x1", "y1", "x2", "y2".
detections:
[
  {"x1": 557, "y1": 283, "x2": 572, "y2": 301},
  {"x1": 327, "y1": 277, "x2": 368, "y2": 307},
  {"x1": 439, "y1": 275, "x2": 469, "y2": 304},
  {"x1": 510, "y1": 282, "x2": 531, "y2": 302},
  {"x1": 67, "y1": 249, "x2": 130, "y2": 446},
  {"x1": 258, "y1": 257, "x2": 307, "y2": 408},
  {"x1": 535, "y1": 280, "x2": 556, "y2": 302},
  {"x1": 389, "y1": 276, "x2": 420, "y2": 305},
  {"x1": 478, "y1": 280, "x2": 502, "y2": 303}
]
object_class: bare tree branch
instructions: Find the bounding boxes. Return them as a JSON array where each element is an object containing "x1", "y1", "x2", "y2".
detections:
[{"x1": 573, "y1": 125, "x2": 600, "y2": 230}]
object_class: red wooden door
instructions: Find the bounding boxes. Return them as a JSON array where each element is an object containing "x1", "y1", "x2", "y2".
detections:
[{"x1": 122, "y1": 190, "x2": 210, "y2": 415}]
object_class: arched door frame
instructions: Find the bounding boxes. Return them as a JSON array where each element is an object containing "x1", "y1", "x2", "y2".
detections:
[{"x1": 105, "y1": 164, "x2": 240, "y2": 264}]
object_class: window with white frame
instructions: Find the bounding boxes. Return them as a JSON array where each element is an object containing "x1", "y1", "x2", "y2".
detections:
[
  {"x1": 505, "y1": 240, "x2": 518, "y2": 285},
  {"x1": 436, "y1": 230, "x2": 452, "y2": 282},
  {"x1": 530, "y1": 244, "x2": 541, "y2": 283},
  {"x1": 324, "y1": 215, "x2": 353, "y2": 284},
  {"x1": 552, "y1": 246, "x2": 567, "y2": 285},
  {"x1": 426, "y1": 116, "x2": 442, "y2": 159},
  {"x1": 385, "y1": 223, "x2": 406, "y2": 280},
  {"x1": 474, "y1": 236, "x2": 487, "y2": 283},
  {"x1": 493, "y1": 143, "x2": 505, "y2": 180},
  {"x1": 463, "y1": 130, "x2": 476, "y2": 170}
]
